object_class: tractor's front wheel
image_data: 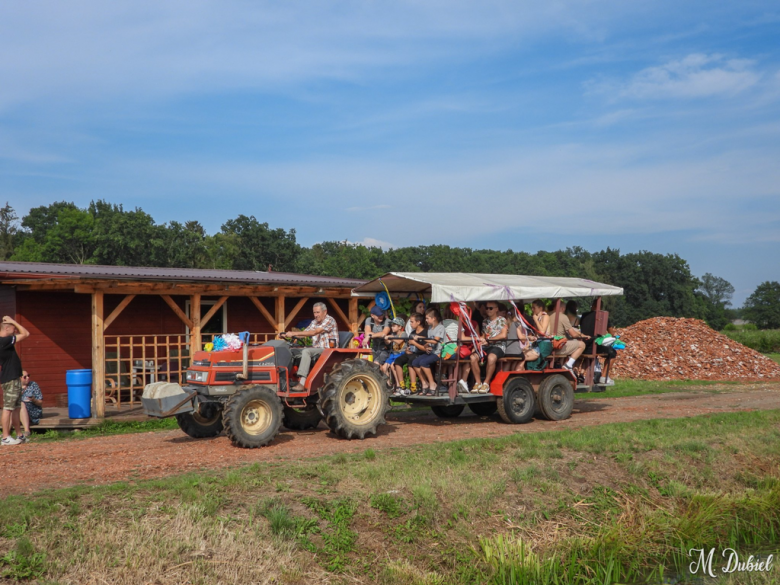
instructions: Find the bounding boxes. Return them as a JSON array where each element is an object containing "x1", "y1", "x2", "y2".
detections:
[
  {"x1": 223, "y1": 386, "x2": 282, "y2": 448},
  {"x1": 283, "y1": 402, "x2": 323, "y2": 430},
  {"x1": 175, "y1": 402, "x2": 224, "y2": 438},
  {"x1": 319, "y1": 358, "x2": 390, "y2": 439}
]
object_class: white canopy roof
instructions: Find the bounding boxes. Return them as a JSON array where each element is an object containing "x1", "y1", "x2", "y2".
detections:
[{"x1": 352, "y1": 272, "x2": 623, "y2": 303}]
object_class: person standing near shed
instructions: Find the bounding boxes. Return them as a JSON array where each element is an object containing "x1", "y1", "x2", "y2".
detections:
[{"x1": 0, "y1": 316, "x2": 30, "y2": 446}]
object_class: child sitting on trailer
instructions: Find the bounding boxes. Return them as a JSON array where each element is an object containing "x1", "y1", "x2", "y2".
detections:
[
  {"x1": 411, "y1": 308, "x2": 445, "y2": 396},
  {"x1": 393, "y1": 313, "x2": 427, "y2": 395},
  {"x1": 381, "y1": 318, "x2": 407, "y2": 392}
]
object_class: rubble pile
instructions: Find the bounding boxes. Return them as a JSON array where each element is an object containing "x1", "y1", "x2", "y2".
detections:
[{"x1": 610, "y1": 317, "x2": 780, "y2": 381}]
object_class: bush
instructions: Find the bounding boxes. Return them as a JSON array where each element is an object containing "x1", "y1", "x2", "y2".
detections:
[
  {"x1": 722, "y1": 329, "x2": 780, "y2": 353},
  {"x1": 722, "y1": 323, "x2": 737, "y2": 331}
]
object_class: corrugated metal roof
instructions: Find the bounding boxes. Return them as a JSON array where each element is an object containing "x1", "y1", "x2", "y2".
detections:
[{"x1": 0, "y1": 261, "x2": 364, "y2": 288}]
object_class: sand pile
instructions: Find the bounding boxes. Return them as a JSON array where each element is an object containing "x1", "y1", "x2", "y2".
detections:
[{"x1": 609, "y1": 317, "x2": 780, "y2": 381}]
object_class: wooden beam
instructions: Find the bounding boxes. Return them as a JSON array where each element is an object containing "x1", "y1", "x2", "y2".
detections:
[
  {"x1": 91, "y1": 291, "x2": 105, "y2": 419},
  {"x1": 103, "y1": 295, "x2": 136, "y2": 331},
  {"x1": 161, "y1": 295, "x2": 194, "y2": 329},
  {"x1": 367, "y1": 300, "x2": 376, "y2": 311},
  {"x1": 349, "y1": 297, "x2": 359, "y2": 335},
  {"x1": 75, "y1": 285, "x2": 95, "y2": 294},
  {"x1": 249, "y1": 297, "x2": 277, "y2": 331},
  {"x1": 327, "y1": 298, "x2": 350, "y2": 330},
  {"x1": 284, "y1": 297, "x2": 309, "y2": 329},
  {"x1": 191, "y1": 294, "x2": 202, "y2": 353},
  {"x1": 275, "y1": 296, "x2": 285, "y2": 334},
  {"x1": 200, "y1": 296, "x2": 228, "y2": 329}
]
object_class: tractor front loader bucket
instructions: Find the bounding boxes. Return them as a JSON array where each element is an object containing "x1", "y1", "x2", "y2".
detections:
[{"x1": 142, "y1": 382, "x2": 197, "y2": 418}]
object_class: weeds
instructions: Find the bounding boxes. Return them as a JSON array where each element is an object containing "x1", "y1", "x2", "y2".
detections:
[
  {"x1": 0, "y1": 538, "x2": 46, "y2": 581},
  {"x1": 3, "y1": 408, "x2": 780, "y2": 583}
]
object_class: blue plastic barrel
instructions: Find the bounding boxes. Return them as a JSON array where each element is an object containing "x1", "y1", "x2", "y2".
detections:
[{"x1": 66, "y1": 369, "x2": 92, "y2": 419}]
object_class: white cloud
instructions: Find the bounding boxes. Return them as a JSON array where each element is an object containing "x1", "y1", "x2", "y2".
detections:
[
  {"x1": 608, "y1": 53, "x2": 761, "y2": 100},
  {"x1": 359, "y1": 238, "x2": 395, "y2": 249},
  {"x1": 0, "y1": 0, "x2": 653, "y2": 112}
]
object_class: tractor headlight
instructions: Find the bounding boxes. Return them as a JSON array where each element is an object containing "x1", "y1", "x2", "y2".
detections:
[{"x1": 186, "y1": 371, "x2": 208, "y2": 383}]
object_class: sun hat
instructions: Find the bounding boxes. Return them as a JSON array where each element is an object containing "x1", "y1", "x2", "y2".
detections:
[{"x1": 391, "y1": 317, "x2": 405, "y2": 327}]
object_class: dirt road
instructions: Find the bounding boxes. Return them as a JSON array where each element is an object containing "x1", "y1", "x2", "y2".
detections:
[{"x1": 3, "y1": 383, "x2": 779, "y2": 495}]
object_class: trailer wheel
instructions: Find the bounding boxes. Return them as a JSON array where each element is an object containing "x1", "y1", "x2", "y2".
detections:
[
  {"x1": 431, "y1": 404, "x2": 465, "y2": 418},
  {"x1": 468, "y1": 402, "x2": 498, "y2": 417},
  {"x1": 223, "y1": 386, "x2": 282, "y2": 448},
  {"x1": 537, "y1": 374, "x2": 574, "y2": 421},
  {"x1": 497, "y1": 377, "x2": 535, "y2": 424},
  {"x1": 175, "y1": 402, "x2": 224, "y2": 438},
  {"x1": 319, "y1": 358, "x2": 390, "y2": 440},
  {"x1": 282, "y1": 403, "x2": 323, "y2": 430}
]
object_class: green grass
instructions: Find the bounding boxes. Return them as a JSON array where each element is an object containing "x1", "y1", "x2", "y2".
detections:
[
  {"x1": 30, "y1": 417, "x2": 179, "y2": 442},
  {"x1": 769, "y1": 353, "x2": 780, "y2": 365},
  {"x1": 722, "y1": 328, "x2": 780, "y2": 353},
  {"x1": 3, "y1": 409, "x2": 780, "y2": 584},
  {"x1": 576, "y1": 378, "x2": 738, "y2": 400}
]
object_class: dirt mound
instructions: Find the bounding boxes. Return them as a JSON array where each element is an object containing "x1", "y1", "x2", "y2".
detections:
[{"x1": 610, "y1": 317, "x2": 780, "y2": 381}]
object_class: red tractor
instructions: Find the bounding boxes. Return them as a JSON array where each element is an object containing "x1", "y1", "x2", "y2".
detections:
[{"x1": 142, "y1": 333, "x2": 391, "y2": 448}]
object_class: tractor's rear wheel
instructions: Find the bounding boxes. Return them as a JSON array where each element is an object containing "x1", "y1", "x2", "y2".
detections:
[
  {"x1": 468, "y1": 401, "x2": 498, "y2": 417},
  {"x1": 537, "y1": 374, "x2": 574, "y2": 421},
  {"x1": 319, "y1": 358, "x2": 390, "y2": 440},
  {"x1": 223, "y1": 386, "x2": 282, "y2": 448},
  {"x1": 283, "y1": 402, "x2": 323, "y2": 430},
  {"x1": 175, "y1": 402, "x2": 224, "y2": 438},
  {"x1": 497, "y1": 377, "x2": 535, "y2": 424},
  {"x1": 431, "y1": 404, "x2": 465, "y2": 418}
]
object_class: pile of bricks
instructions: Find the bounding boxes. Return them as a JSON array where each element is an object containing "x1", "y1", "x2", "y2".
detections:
[{"x1": 609, "y1": 317, "x2": 780, "y2": 381}]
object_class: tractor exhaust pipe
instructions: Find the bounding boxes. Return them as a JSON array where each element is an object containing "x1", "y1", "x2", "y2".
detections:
[{"x1": 236, "y1": 341, "x2": 249, "y2": 381}]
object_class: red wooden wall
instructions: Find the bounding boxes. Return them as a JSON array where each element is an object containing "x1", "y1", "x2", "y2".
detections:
[{"x1": 16, "y1": 291, "x2": 92, "y2": 407}]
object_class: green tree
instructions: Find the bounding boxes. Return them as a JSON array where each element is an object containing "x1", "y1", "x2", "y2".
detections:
[
  {"x1": 592, "y1": 249, "x2": 703, "y2": 327},
  {"x1": 0, "y1": 202, "x2": 19, "y2": 260},
  {"x1": 39, "y1": 208, "x2": 97, "y2": 264},
  {"x1": 21, "y1": 201, "x2": 79, "y2": 242},
  {"x1": 90, "y1": 201, "x2": 165, "y2": 266},
  {"x1": 698, "y1": 273, "x2": 735, "y2": 307},
  {"x1": 696, "y1": 273, "x2": 735, "y2": 330},
  {"x1": 743, "y1": 281, "x2": 780, "y2": 330},
  {"x1": 221, "y1": 215, "x2": 299, "y2": 272}
]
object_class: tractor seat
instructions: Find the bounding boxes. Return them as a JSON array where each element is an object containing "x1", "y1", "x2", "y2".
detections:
[
  {"x1": 338, "y1": 331, "x2": 354, "y2": 348},
  {"x1": 261, "y1": 339, "x2": 294, "y2": 370}
]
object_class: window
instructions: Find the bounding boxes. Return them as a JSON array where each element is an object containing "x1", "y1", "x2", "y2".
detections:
[{"x1": 185, "y1": 299, "x2": 228, "y2": 335}]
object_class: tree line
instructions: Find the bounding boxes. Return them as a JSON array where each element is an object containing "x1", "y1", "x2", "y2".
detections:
[{"x1": 1, "y1": 201, "x2": 777, "y2": 330}]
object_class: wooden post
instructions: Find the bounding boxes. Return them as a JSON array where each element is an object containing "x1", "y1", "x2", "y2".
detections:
[
  {"x1": 326, "y1": 298, "x2": 350, "y2": 331},
  {"x1": 275, "y1": 295, "x2": 285, "y2": 334},
  {"x1": 349, "y1": 297, "x2": 358, "y2": 335},
  {"x1": 191, "y1": 294, "x2": 201, "y2": 353},
  {"x1": 92, "y1": 290, "x2": 105, "y2": 419}
]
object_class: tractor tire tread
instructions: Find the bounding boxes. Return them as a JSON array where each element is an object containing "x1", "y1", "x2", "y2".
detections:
[
  {"x1": 223, "y1": 385, "x2": 283, "y2": 448},
  {"x1": 319, "y1": 358, "x2": 390, "y2": 440}
]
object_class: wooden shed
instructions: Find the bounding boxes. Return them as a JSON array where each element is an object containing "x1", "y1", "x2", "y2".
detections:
[{"x1": 0, "y1": 261, "x2": 367, "y2": 418}]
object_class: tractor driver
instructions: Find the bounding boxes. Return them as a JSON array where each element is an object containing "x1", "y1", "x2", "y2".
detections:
[{"x1": 280, "y1": 302, "x2": 339, "y2": 391}]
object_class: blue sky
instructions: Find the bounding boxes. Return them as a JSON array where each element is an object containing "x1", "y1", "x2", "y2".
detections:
[{"x1": 1, "y1": 1, "x2": 778, "y2": 304}]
